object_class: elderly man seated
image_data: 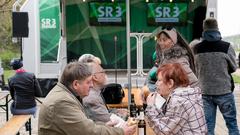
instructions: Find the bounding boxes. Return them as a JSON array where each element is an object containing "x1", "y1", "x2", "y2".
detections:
[{"x1": 79, "y1": 54, "x2": 127, "y2": 125}]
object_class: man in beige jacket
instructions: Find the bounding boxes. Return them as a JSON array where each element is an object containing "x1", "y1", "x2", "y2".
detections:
[{"x1": 38, "y1": 61, "x2": 136, "y2": 135}]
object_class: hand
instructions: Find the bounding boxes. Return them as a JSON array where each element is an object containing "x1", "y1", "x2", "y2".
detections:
[
  {"x1": 140, "y1": 85, "x2": 150, "y2": 104},
  {"x1": 122, "y1": 124, "x2": 136, "y2": 135},
  {"x1": 146, "y1": 92, "x2": 156, "y2": 106},
  {"x1": 106, "y1": 120, "x2": 118, "y2": 127},
  {"x1": 117, "y1": 109, "x2": 128, "y2": 116}
]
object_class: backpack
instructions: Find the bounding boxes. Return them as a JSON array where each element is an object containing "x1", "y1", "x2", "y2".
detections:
[{"x1": 101, "y1": 83, "x2": 125, "y2": 104}]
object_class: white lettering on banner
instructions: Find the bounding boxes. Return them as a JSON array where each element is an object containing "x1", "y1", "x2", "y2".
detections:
[
  {"x1": 155, "y1": 6, "x2": 180, "y2": 18},
  {"x1": 115, "y1": 6, "x2": 122, "y2": 17},
  {"x1": 163, "y1": 7, "x2": 170, "y2": 17},
  {"x1": 41, "y1": 18, "x2": 57, "y2": 29},
  {"x1": 172, "y1": 6, "x2": 180, "y2": 17},
  {"x1": 98, "y1": 17, "x2": 122, "y2": 22},
  {"x1": 155, "y1": 18, "x2": 179, "y2": 22},
  {"x1": 98, "y1": 6, "x2": 105, "y2": 17},
  {"x1": 106, "y1": 6, "x2": 113, "y2": 17},
  {"x1": 97, "y1": 6, "x2": 122, "y2": 18}
]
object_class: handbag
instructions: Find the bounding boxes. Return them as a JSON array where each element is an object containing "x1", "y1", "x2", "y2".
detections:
[{"x1": 101, "y1": 83, "x2": 125, "y2": 104}]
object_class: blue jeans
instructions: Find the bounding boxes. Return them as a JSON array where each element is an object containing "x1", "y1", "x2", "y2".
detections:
[
  {"x1": 11, "y1": 103, "x2": 36, "y2": 116},
  {"x1": 202, "y1": 93, "x2": 239, "y2": 135}
]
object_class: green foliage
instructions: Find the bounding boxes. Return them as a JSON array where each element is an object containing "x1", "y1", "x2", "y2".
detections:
[
  {"x1": 0, "y1": 0, "x2": 20, "y2": 70},
  {"x1": 233, "y1": 74, "x2": 240, "y2": 84},
  {"x1": 223, "y1": 35, "x2": 240, "y2": 51},
  {"x1": 0, "y1": 50, "x2": 20, "y2": 70},
  {"x1": 3, "y1": 69, "x2": 14, "y2": 83},
  {"x1": 0, "y1": 9, "x2": 13, "y2": 49},
  {"x1": 224, "y1": 35, "x2": 240, "y2": 45}
]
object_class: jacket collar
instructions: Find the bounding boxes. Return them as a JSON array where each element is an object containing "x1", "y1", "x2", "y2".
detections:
[
  {"x1": 202, "y1": 30, "x2": 222, "y2": 42},
  {"x1": 57, "y1": 82, "x2": 82, "y2": 103},
  {"x1": 16, "y1": 68, "x2": 26, "y2": 73},
  {"x1": 158, "y1": 44, "x2": 188, "y2": 62}
]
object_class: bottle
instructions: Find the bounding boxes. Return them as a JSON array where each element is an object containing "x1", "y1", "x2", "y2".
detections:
[
  {"x1": 130, "y1": 94, "x2": 137, "y2": 117},
  {"x1": 142, "y1": 86, "x2": 150, "y2": 111},
  {"x1": 138, "y1": 108, "x2": 146, "y2": 135}
]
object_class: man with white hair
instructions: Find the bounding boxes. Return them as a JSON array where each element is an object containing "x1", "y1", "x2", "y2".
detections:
[
  {"x1": 78, "y1": 54, "x2": 101, "y2": 65},
  {"x1": 83, "y1": 61, "x2": 127, "y2": 124}
]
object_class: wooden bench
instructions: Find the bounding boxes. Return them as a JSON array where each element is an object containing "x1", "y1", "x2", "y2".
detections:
[{"x1": 0, "y1": 115, "x2": 32, "y2": 135}]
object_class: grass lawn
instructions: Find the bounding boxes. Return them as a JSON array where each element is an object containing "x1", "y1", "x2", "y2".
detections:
[
  {"x1": 3, "y1": 70, "x2": 14, "y2": 83},
  {"x1": 233, "y1": 74, "x2": 240, "y2": 84}
]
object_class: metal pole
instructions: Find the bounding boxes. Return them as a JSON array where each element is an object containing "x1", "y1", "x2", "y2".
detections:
[
  {"x1": 19, "y1": 38, "x2": 23, "y2": 60},
  {"x1": 6, "y1": 95, "x2": 9, "y2": 121},
  {"x1": 114, "y1": 36, "x2": 118, "y2": 83},
  {"x1": 126, "y1": 0, "x2": 131, "y2": 111}
]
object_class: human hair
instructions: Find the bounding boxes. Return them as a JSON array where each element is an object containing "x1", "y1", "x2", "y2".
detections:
[
  {"x1": 155, "y1": 28, "x2": 196, "y2": 74},
  {"x1": 85, "y1": 62, "x2": 98, "y2": 74},
  {"x1": 176, "y1": 31, "x2": 196, "y2": 73},
  {"x1": 203, "y1": 18, "x2": 219, "y2": 31},
  {"x1": 60, "y1": 61, "x2": 92, "y2": 88},
  {"x1": 78, "y1": 54, "x2": 101, "y2": 65},
  {"x1": 157, "y1": 63, "x2": 189, "y2": 88}
]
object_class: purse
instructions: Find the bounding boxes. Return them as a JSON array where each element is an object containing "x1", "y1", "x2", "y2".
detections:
[{"x1": 101, "y1": 83, "x2": 125, "y2": 104}]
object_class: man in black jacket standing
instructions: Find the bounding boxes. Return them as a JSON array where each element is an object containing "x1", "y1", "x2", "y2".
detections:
[{"x1": 193, "y1": 18, "x2": 239, "y2": 135}]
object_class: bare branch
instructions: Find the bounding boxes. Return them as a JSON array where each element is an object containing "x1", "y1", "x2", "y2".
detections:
[{"x1": 0, "y1": 0, "x2": 12, "y2": 9}]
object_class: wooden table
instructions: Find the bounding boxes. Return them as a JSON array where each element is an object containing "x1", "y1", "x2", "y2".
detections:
[
  {"x1": 0, "y1": 91, "x2": 10, "y2": 121},
  {"x1": 107, "y1": 88, "x2": 143, "y2": 108},
  {"x1": 107, "y1": 88, "x2": 155, "y2": 134}
]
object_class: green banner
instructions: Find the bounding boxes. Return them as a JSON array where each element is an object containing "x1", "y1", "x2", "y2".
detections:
[
  {"x1": 147, "y1": 3, "x2": 188, "y2": 25},
  {"x1": 39, "y1": 0, "x2": 61, "y2": 62},
  {"x1": 66, "y1": 0, "x2": 197, "y2": 69},
  {"x1": 89, "y1": 2, "x2": 126, "y2": 26}
]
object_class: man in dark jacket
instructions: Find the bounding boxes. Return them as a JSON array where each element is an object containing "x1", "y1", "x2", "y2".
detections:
[
  {"x1": 193, "y1": 18, "x2": 239, "y2": 135},
  {"x1": 8, "y1": 58, "x2": 42, "y2": 115}
]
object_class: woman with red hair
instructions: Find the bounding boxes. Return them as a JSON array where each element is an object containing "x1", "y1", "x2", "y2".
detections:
[{"x1": 146, "y1": 63, "x2": 207, "y2": 135}]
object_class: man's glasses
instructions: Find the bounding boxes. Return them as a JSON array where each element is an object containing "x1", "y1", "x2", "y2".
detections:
[{"x1": 93, "y1": 71, "x2": 106, "y2": 75}]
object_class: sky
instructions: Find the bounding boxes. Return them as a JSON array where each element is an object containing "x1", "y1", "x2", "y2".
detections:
[{"x1": 218, "y1": 0, "x2": 240, "y2": 37}]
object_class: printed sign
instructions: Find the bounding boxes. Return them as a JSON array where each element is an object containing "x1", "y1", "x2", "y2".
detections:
[
  {"x1": 147, "y1": 3, "x2": 188, "y2": 25},
  {"x1": 89, "y1": 2, "x2": 126, "y2": 26}
]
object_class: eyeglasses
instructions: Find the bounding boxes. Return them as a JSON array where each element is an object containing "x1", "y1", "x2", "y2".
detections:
[
  {"x1": 93, "y1": 70, "x2": 106, "y2": 75},
  {"x1": 162, "y1": 26, "x2": 173, "y2": 30}
]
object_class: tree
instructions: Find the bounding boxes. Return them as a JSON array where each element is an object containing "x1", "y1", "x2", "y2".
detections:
[
  {"x1": 0, "y1": 0, "x2": 16, "y2": 50},
  {"x1": 0, "y1": 0, "x2": 12, "y2": 9},
  {"x1": 0, "y1": 0, "x2": 20, "y2": 69}
]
